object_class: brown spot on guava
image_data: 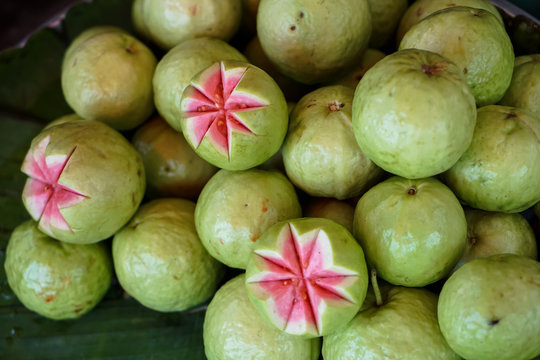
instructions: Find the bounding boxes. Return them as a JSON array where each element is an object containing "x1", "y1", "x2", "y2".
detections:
[
  {"x1": 74, "y1": 308, "x2": 83, "y2": 313},
  {"x1": 131, "y1": 220, "x2": 141, "y2": 229},
  {"x1": 290, "y1": 25, "x2": 296, "y2": 31},
  {"x1": 506, "y1": 112, "x2": 518, "y2": 119},
  {"x1": 132, "y1": 193, "x2": 137, "y2": 206},
  {"x1": 251, "y1": 235, "x2": 260, "y2": 242},
  {"x1": 307, "y1": 103, "x2": 316, "y2": 108},
  {"x1": 44, "y1": 295, "x2": 55, "y2": 302},
  {"x1": 407, "y1": 186, "x2": 417, "y2": 195},
  {"x1": 218, "y1": 238, "x2": 224, "y2": 245},
  {"x1": 137, "y1": 169, "x2": 142, "y2": 177},
  {"x1": 328, "y1": 101, "x2": 345, "y2": 112},
  {"x1": 469, "y1": 236, "x2": 478, "y2": 246},
  {"x1": 463, "y1": 67, "x2": 468, "y2": 74},
  {"x1": 125, "y1": 45, "x2": 135, "y2": 54},
  {"x1": 86, "y1": 300, "x2": 93, "y2": 305},
  {"x1": 447, "y1": 3, "x2": 456, "y2": 6},
  {"x1": 421, "y1": 63, "x2": 446, "y2": 76},
  {"x1": 416, "y1": 7, "x2": 423, "y2": 17},
  {"x1": 189, "y1": 5, "x2": 198, "y2": 16},
  {"x1": 299, "y1": 11, "x2": 304, "y2": 18},
  {"x1": 173, "y1": 275, "x2": 180, "y2": 280},
  {"x1": 262, "y1": 198, "x2": 268, "y2": 212},
  {"x1": 488, "y1": 319, "x2": 500, "y2": 326}
]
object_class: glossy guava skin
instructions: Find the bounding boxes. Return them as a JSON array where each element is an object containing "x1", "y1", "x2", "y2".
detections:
[
  {"x1": 132, "y1": 116, "x2": 218, "y2": 199},
  {"x1": 399, "y1": 6, "x2": 514, "y2": 106},
  {"x1": 245, "y1": 217, "x2": 369, "y2": 338},
  {"x1": 283, "y1": 85, "x2": 382, "y2": 200},
  {"x1": 153, "y1": 37, "x2": 246, "y2": 131},
  {"x1": 500, "y1": 54, "x2": 540, "y2": 117},
  {"x1": 113, "y1": 198, "x2": 223, "y2": 312},
  {"x1": 22, "y1": 119, "x2": 146, "y2": 244},
  {"x1": 204, "y1": 275, "x2": 321, "y2": 360},
  {"x1": 352, "y1": 48, "x2": 476, "y2": 179},
  {"x1": 257, "y1": 0, "x2": 372, "y2": 84},
  {"x1": 438, "y1": 254, "x2": 540, "y2": 360},
  {"x1": 61, "y1": 26, "x2": 156, "y2": 131},
  {"x1": 443, "y1": 105, "x2": 540, "y2": 213},
  {"x1": 322, "y1": 285, "x2": 460, "y2": 360},
  {"x1": 353, "y1": 176, "x2": 467, "y2": 287},
  {"x1": 4, "y1": 220, "x2": 112, "y2": 320},
  {"x1": 195, "y1": 169, "x2": 302, "y2": 269}
]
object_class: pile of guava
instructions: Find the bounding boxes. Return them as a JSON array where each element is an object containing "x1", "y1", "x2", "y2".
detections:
[{"x1": 4, "y1": 0, "x2": 540, "y2": 359}]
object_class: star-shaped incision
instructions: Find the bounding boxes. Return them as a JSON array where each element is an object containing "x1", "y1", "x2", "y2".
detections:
[
  {"x1": 246, "y1": 224, "x2": 360, "y2": 336},
  {"x1": 21, "y1": 136, "x2": 88, "y2": 235},
  {"x1": 182, "y1": 62, "x2": 268, "y2": 158}
]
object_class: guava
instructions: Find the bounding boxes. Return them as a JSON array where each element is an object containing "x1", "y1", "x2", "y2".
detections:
[
  {"x1": 179, "y1": 60, "x2": 288, "y2": 170},
  {"x1": 304, "y1": 198, "x2": 355, "y2": 234},
  {"x1": 112, "y1": 198, "x2": 223, "y2": 312},
  {"x1": 500, "y1": 54, "x2": 540, "y2": 117},
  {"x1": 204, "y1": 275, "x2": 321, "y2": 360},
  {"x1": 366, "y1": 0, "x2": 408, "y2": 49},
  {"x1": 443, "y1": 105, "x2": 540, "y2": 213},
  {"x1": 245, "y1": 217, "x2": 369, "y2": 338},
  {"x1": 132, "y1": 116, "x2": 218, "y2": 199},
  {"x1": 257, "y1": 0, "x2": 372, "y2": 84},
  {"x1": 61, "y1": 26, "x2": 156, "y2": 130},
  {"x1": 352, "y1": 48, "x2": 476, "y2": 179},
  {"x1": 21, "y1": 119, "x2": 145, "y2": 244},
  {"x1": 4, "y1": 220, "x2": 112, "y2": 320},
  {"x1": 438, "y1": 254, "x2": 540, "y2": 360},
  {"x1": 395, "y1": 0, "x2": 503, "y2": 45},
  {"x1": 195, "y1": 169, "x2": 302, "y2": 269},
  {"x1": 323, "y1": 273, "x2": 459, "y2": 359},
  {"x1": 330, "y1": 48, "x2": 385, "y2": 89},
  {"x1": 283, "y1": 85, "x2": 382, "y2": 199},
  {"x1": 452, "y1": 209, "x2": 537, "y2": 272},
  {"x1": 399, "y1": 6, "x2": 514, "y2": 106},
  {"x1": 240, "y1": 0, "x2": 261, "y2": 36},
  {"x1": 131, "y1": 0, "x2": 242, "y2": 50},
  {"x1": 153, "y1": 37, "x2": 246, "y2": 130},
  {"x1": 353, "y1": 176, "x2": 467, "y2": 287}
]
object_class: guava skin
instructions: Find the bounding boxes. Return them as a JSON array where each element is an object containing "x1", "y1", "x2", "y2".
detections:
[
  {"x1": 21, "y1": 119, "x2": 146, "y2": 244},
  {"x1": 153, "y1": 37, "x2": 247, "y2": 131},
  {"x1": 61, "y1": 26, "x2": 157, "y2": 131},
  {"x1": 204, "y1": 275, "x2": 321, "y2": 360},
  {"x1": 399, "y1": 6, "x2": 514, "y2": 106},
  {"x1": 195, "y1": 169, "x2": 302, "y2": 269},
  {"x1": 113, "y1": 198, "x2": 223, "y2": 312},
  {"x1": 283, "y1": 85, "x2": 382, "y2": 200},
  {"x1": 304, "y1": 198, "x2": 355, "y2": 234},
  {"x1": 352, "y1": 48, "x2": 476, "y2": 179},
  {"x1": 366, "y1": 0, "x2": 408, "y2": 49},
  {"x1": 330, "y1": 48, "x2": 385, "y2": 89},
  {"x1": 322, "y1": 285, "x2": 460, "y2": 360},
  {"x1": 443, "y1": 105, "x2": 540, "y2": 213},
  {"x1": 500, "y1": 55, "x2": 540, "y2": 117},
  {"x1": 257, "y1": 0, "x2": 372, "y2": 84},
  {"x1": 438, "y1": 254, "x2": 540, "y2": 360},
  {"x1": 132, "y1": 116, "x2": 218, "y2": 199},
  {"x1": 4, "y1": 220, "x2": 112, "y2": 320},
  {"x1": 353, "y1": 176, "x2": 467, "y2": 287}
]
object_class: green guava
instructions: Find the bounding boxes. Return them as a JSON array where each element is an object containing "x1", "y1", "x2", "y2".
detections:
[
  {"x1": 21, "y1": 119, "x2": 146, "y2": 244},
  {"x1": 61, "y1": 26, "x2": 157, "y2": 130},
  {"x1": 113, "y1": 198, "x2": 223, "y2": 312},
  {"x1": 257, "y1": 0, "x2": 372, "y2": 84},
  {"x1": 245, "y1": 217, "x2": 369, "y2": 338},
  {"x1": 283, "y1": 85, "x2": 382, "y2": 199},
  {"x1": 366, "y1": 0, "x2": 408, "y2": 48},
  {"x1": 304, "y1": 198, "x2": 355, "y2": 234},
  {"x1": 330, "y1": 48, "x2": 385, "y2": 89},
  {"x1": 195, "y1": 169, "x2": 302, "y2": 269},
  {"x1": 4, "y1": 220, "x2": 112, "y2": 320},
  {"x1": 132, "y1": 0, "x2": 242, "y2": 50},
  {"x1": 438, "y1": 254, "x2": 540, "y2": 360},
  {"x1": 500, "y1": 54, "x2": 540, "y2": 117},
  {"x1": 352, "y1": 48, "x2": 476, "y2": 179},
  {"x1": 204, "y1": 275, "x2": 321, "y2": 360},
  {"x1": 132, "y1": 116, "x2": 218, "y2": 199},
  {"x1": 153, "y1": 37, "x2": 246, "y2": 130},
  {"x1": 443, "y1": 105, "x2": 540, "y2": 213},
  {"x1": 399, "y1": 6, "x2": 514, "y2": 106},
  {"x1": 353, "y1": 176, "x2": 467, "y2": 287}
]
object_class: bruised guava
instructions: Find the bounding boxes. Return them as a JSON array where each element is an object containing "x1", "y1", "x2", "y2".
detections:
[
  {"x1": 153, "y1": 37, "x2": 246, "y2": 130},
  {"x1": 352, "y1": 49, "x2": 476, "y2": 179},
  {"x1": 113, "y1": 198, "x2": 223, "y2": 312},
  {"x1": 442, "y1": 106, "x2": 540, "y2": 213},
  {"x1": 204, "y1": 275, "x2": 321, "y2": 360},
  {"x1": 283, "y1": 85, "x2": 382, "y2": 199},
  {"x1": 500, "y1": 55, "x2": 540, "y2": 117},
  {"x1": 61, "y1": 26, "x2": 156, "y2": 130},
  {"x1": 180, "y1": 60, "x2": 288, "y2": 170},
  {"x1": 4, "y1": 220, "x2": 112, "y2": 320},
  {"x1": 353, "y1": 176, "x2": 467, "y2": 287},
  {"x1": 132, "y1": 116, "x2": 218, "y2": 199},
  {"x1": 21, "y1": 119, "x2": 145, "y2": 244},
  {"x1": 195, "y1": 169, "x2": 302, "y2": 269},
  {"x1": 245, "y1": 217, "x2": 369, "y2": 338}
]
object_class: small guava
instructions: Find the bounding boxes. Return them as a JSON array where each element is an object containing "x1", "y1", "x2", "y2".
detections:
[
  {"x1": 61, "y1": 26, "x2": 156, "y2": 130},
  {"x1": 438, "y1": 254, "x2": 540, "y2": 360},
  {"x1": 304, "y1": 198, "x2": 356, "y2": 234},
  {"x1": 21, "y1": 119, "x2": 145, "y2": 244},
  {"x1": 366, "y1": 0, "x2": 408, "y2": 48},
  {"x1": 204, "y1": 275, "x2": 321, "y2": 360},
  {"x1": 500, "y1": 54, "x2": 540, "y2": 117},
  {"x1": 113, "y1": 198, "x2": 223, "y2": 312},
  {"x1": 245, "y1": 217, "x2": 369, "y2": 338},
  {"x1": 4, "y1": 220, "x2": 112, "y2": 320},
  {"x1": 195, "y1": 169, "x2": 302, "y2": 269}
]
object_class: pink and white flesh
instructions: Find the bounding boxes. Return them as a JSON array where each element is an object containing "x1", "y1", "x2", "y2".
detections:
[{"x1": 21, "y1": 136, "x2": 88, "y2": 236}]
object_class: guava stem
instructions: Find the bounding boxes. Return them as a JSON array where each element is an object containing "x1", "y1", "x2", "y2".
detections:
[{"x1": 370, "y1": 268, "x2": 383, "y2": 307}]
